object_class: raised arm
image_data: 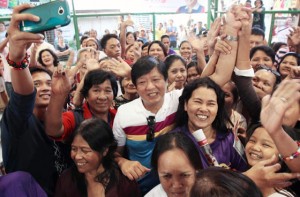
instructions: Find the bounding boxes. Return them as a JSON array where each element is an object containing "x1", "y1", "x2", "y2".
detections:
[
  {"x1": 207, "y1": 5, "x2": 250, "y2": 87},
  {"x1": 120, "y1": 19, "x2": 134, "y2": 58},
  {"x1": 45, "y1": 68, "x2": 72, "y2": 138},
  {"x1": 260, "y1": 79, "x2": 300, "y2": 172},
  {"x1": 232, "y1": 8, "x2": 261, "y2": 123},
  {"x1": 188, "y1": 36, "x2": 206, "y2": 71},
  {"x1": 7, "y1": 4, "x2": 44, "y2": 95}
]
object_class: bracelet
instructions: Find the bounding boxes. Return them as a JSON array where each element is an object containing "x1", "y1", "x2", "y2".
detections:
[
  {"x1": 279, "y1": 141, "x2": 300, "y2": 161},
  {"x1": 225, "y1": 35, "x2": 238, "y2": 42},
  {"x1": 6, "y1": 53, "x2": 29, "y2": 70}
]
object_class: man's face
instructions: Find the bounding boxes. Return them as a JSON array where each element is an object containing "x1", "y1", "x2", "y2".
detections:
[
  {"x1": 250, "y1": 35, "x2": 264, "y2": 49},
  {"x1": 162, "y1": 37, "x2": 170, "y2": 50},
  {"x1": 104, "y1": 38, "x2": 121, "y2": 59},
  {"x1": 32, "y1": 72, "x2": 52, "y2": 108},
  {"x1": 185, "y1": 0, "x2": 197, "y2": 7}
]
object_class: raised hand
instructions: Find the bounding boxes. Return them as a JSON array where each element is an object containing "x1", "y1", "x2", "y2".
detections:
[
  {"x1": 260, "y1": 79, "x2": 300, "y2": 133},
  {"x1": 187, "y1": 35, "x2": 206, "y2": 52},
  {"x1": 51, "y1": 67, "x2": 72, "y2": 96},
  {"x1": 214, "y1": 35, "x2": 232, "y2": 55},
  {"x1": 207, "y1": 17, "x2": 221, "y2": 54},
  {"x1": 244, "y1": 155, "x2": 300, "y2": 189},
  {"x1": 287, "y1": 27, "x2": 300, "y2": 47},
  {"x1": 107, "y1": 57, "x2": 132, "y2": 77}
]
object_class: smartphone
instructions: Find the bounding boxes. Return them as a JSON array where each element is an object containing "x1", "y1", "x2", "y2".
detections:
[{"x1": 20, "y1": 0, "x2": 71, "y2": 33}]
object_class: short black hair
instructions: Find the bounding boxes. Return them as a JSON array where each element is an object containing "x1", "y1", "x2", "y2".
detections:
[
  {"x1": 29, "y1": 66, "x2": 53, "y2": 78},
  {"x1": 148, "y1": 40, "x2": 168, "y2": 57},
  {"x1": 81, "y1": 69, "x2": 118, "y2": 98},
  {"x1": 251, "y1": 27, "x2": 265, "y2": 39},
  {"x1": 187, "y1": 61, "x2": 202, "y2": 74},
  {"x1": 100, "y1": 34, "x2": 119, "y2": 50},
  {"x1": 37, "y1": 48, "x2": 59, "y2": 67},
  {"x1": 160, "y1": 34, "x2": 170, "y2": 41},
  {"x1": 250, "y1": 45, "x2": 275, "y2": 63},
  {"x1": 131, "y1": 56, "x2": 167, "y2": 86}
]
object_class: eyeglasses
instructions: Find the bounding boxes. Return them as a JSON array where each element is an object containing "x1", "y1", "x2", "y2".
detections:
[
  {"x1": 146, "y1": 116, "x2": 156, "y2": 142},
  {"x1": 257, "y1": 64, "x2": 280, "y2": 77}
]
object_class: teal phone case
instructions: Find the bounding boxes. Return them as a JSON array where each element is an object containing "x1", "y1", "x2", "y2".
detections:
[{"x1": 20, "y1": 0, "x2": 71, "y2": 33}]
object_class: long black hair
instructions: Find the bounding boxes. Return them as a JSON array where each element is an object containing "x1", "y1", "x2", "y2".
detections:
[
  {"x1": 175, "y1": 77, "x2": 232, "y2": 133},
  {"x1": 71, "y1": 118, "x2": 118, "y2": 196}
]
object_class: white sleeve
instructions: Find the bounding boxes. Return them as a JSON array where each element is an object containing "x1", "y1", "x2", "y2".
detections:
[
  {"x1": 112, "y1": 110, "x2": 126, "y2": 146},
  {"x1": 234, "y1": 67, "x2": 255, "y2": 77}
]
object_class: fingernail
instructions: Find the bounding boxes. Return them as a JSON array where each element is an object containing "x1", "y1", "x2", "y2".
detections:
[{"x1": 34, "y1": 16, "x2": 40, "y2": 21}]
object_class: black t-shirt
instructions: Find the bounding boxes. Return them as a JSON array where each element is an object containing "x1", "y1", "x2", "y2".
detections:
[{"x1": 1, "y1": 90, "x2": 67, "y2": 196}]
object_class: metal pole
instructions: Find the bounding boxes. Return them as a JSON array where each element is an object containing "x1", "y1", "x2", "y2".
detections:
[{"x1": 71, "y1": 0, "x2": 80, "y2": 50}]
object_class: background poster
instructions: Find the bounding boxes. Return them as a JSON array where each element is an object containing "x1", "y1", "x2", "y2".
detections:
[{"x1": 0, "y1": 0, "x2": 8, "y2": 8}]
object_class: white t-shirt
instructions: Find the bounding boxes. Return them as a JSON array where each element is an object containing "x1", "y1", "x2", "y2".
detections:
[{"x1": 145, "y1": 184, "x2": 167, "y2": 197}]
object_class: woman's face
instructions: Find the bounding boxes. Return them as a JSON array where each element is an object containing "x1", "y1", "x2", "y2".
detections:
[
  {"x1": 158, "y1": 148, "x2": 196, "y2": 197},
  {"x1": 279, "y1": 55, "x2": 298, "y2": 79},
  {"x1": 121, "y1": 77, "x2": 137, "y2": 95},
  {"x1": 179, "y1": 42, "x2": 193, "y2": 61},
  {"x1": 149, "y1": 43, "x2": 165, "y2": 61},
  {"x1": 71, "y1": 135, "x2": 103, "y2": 174},
  {"x1": 142, "y1": 46, "x2": 149, "y2": 57},
  {"x1": 85, "y1": 79, "x2": 114, "y2": 116},
  {"x1": 167, "y1": 60, "x2": 187, "y2": 89},
  {"x1": 187, "y1": 67, "x2": 200, "y2": 83},
  {"x1": 252, "y1": 70, "x2": 276, "y2": 100},
  {"x1": 86, "y1": 40, "x2": 98, "y2": 50},
  {"x1": 82, "y1": 39, "x2": 88, "y2": 48},
  {"x1": 250, "y1": 50, "x2": 274, "y2": 71},
  {"x1": 126, "y1": 33, "x2": 135, "y2": 45},
  {"x1": 126, "y1": 46, "x2": 135, "y2": 61},
  {"x1": 222, "y1": 83, "x2": 235, "y2": 111},
  {"x1": 185, "y1": 87, "x2": 218, "y2": 132},
  {"x1": 41, "y1": 51, "x2": 54, "y2": 67},
  {"x1": 245, "y1": 127, "x2": 279, "y2": 166}
]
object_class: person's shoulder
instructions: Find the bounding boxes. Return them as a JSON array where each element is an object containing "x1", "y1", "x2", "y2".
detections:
[
  {"x1": 177, "y1": 6, "x2": 186, "y2": 13},
  {"x1": 145, "y1": 184, "x2": 167, "y2": 197},
  {"x1": 117, "y1": 97, "x2": 141, "y2": 111}
]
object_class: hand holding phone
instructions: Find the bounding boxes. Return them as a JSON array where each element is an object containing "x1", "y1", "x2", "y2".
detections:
[{"x1": 20, "y1": 0, "x2": 71, "y2": 33}]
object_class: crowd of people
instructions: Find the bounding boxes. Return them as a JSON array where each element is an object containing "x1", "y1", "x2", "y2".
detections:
[{"x1": 0, "y1": 2, "x2": 300, "y2": 197}]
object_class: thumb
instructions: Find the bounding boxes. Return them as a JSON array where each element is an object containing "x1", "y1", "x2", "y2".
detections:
[
  {"x1": 262, "y1": 154, "x2": 279, "y2": 167},
  {"x1": 143, "y1": 166, "x2": 151, "y2": 172}
]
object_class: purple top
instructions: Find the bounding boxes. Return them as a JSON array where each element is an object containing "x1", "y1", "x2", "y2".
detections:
[
  {"x1": 0, "y1": 171, "x2": 47, "y2": 197},
  {"x1": 168, "y1": 49, "x2": 176, "y2": 56},
  {"x1": 172, "y1": 125, "x2": 248, "y2": 171}
]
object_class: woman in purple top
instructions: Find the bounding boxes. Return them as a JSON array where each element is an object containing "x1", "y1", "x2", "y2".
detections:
[{"x1": 173, "y1": 77, "x2": 248, "y2": 171}]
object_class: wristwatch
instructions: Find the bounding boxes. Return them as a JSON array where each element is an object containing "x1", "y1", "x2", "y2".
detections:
[{"x1": 226, "y1": 35, "x2": 238, "y2": 41}]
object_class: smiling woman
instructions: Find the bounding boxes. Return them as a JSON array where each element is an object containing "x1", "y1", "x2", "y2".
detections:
[
  {"x1": 55, "y1": 118, "x2": 141, "y2": 197},
  {"x1": 37, "y1": 48, "x2": 59, "y2": 73},
  {"x1": 172, "y1": 77, "x2": 248, "y2": 171}
]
